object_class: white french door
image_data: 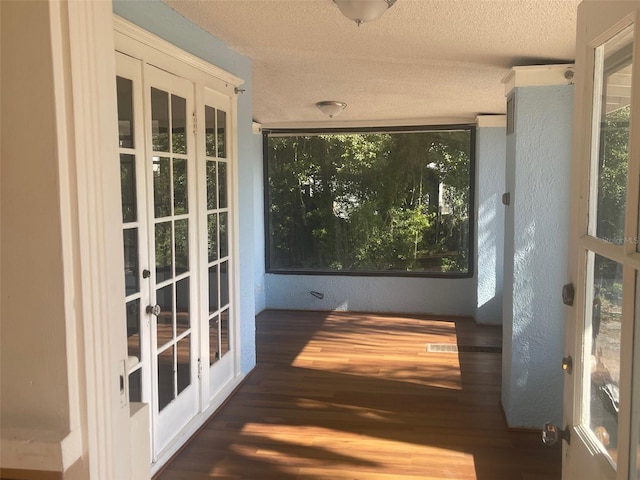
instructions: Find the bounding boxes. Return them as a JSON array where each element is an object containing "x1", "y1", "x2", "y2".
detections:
[
  {"x1": 145, "y1": 63, "x2": 200, "y2": 456},
  {"x1": 563, "y1": 3, "x2": 640, "y2": 479},
  {"x1": 115, "y1": 40, "x2": 239, "y2": 466},
  {"x1": 199, "y1": 87, "x2": 236, "y2": 398}
]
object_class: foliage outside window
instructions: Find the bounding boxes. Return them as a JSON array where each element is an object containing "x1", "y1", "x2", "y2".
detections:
[{"x1": 264, "y1": 127, "x2": 474, "y2": 276}]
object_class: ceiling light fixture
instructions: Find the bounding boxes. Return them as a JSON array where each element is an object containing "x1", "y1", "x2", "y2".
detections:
[
  {"x1": 316, "y1": 101, "x2": 347, "y2": 118},
  {"x1": 333, "y1": 0, "x2": 397, "y2": 26}
]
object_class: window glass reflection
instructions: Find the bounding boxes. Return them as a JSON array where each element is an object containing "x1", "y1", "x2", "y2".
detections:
[
  {"x1": 171, "y1": 94, "x2": 187, "y2": 154},
  {"x1": 153, "y1": 157, "x2": 171, "y2": 218},
  {"x1": 126, "y1": 299, "x2": 141, "y2": 362},
  {"x1": 217, "y1": 109, "x2": 226, "y2": 158},
  {"x1": 158, "y1": 346, "x2": 174, "y2": 411},
  {"x1": 176, "y1": 278, "x2": 190, "y2": 337},
  {"x1": 175, "y1": 219, "x2": 189, "y2": 274},
  {"x1": 123, "y1": 228, "x2": 139, "y2": 296},
  {"x1": 586, "y1": 253, "x2": 622, "y2": 462},
  {"x1": 220, "y1": 309, "x2": 230, "y2": 358},
  {"x1": 207, "y1": 161, "x2": 217, "y2": 210},
  {"x1": 155, "y1": 222, "x2": 173, "y2": 283},
  {"x1": 156, "y1": 284, "x2": 174, "y2": 349},
  {"x1": 220, "y1": 261, "x2": 229, "y2": 308},
  {"x1": 176, "y1": 335, "x2": 191, "y2": 394},
  {"x1": 209, "y1": 315, "x2": 219, "y2": 365},
  {"x1": 593, "y1": 27, "x2": 633, "y2": 245},
  {"x1": 209, "y1": 265, "x2": 219, "y2": 315},
  {"x1": 218, "y1": 162, "x2": 227, "y2": 209},
  {"x1": 116, "y1": 76, "x2": 134, "y2": 148},
  {"x1": 120, "y1": 154, "x2": 137, "y2": 223},
  {"x1": 173, "y1": 158, "x2": 188, "y2": 215},
  {"x1": 151, "y1": 88, "x2": 169, "y2": 152},
  {"x1": 205, "y1": 105, "x2": 216, "y2": 157}
]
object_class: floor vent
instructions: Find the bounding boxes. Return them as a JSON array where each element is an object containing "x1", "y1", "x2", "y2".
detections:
[{"x1": 426, "y1": 344, "x2": 502, "y2": 353}]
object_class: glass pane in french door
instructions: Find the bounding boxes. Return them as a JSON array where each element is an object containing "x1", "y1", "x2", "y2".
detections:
[
  {"x1": 584, "y1": 252, "x2": 622, "y2": 464},
  {"x1": 151, "y1": 86, "x2": 194, "y2": 412},
  {"x1": 590, "y1": 25, "x2": 634, "y2": 245},
  {"x1": 117, "y1": 71, "x2": 145, "y2": 403},
  {"x1": 205, "y1": 104, "x2": 231, "y2": 367}
]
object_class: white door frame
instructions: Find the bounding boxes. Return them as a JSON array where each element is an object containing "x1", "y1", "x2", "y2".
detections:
[{"x1": 49, "y1": 1, "x2": 131, "y2": 478}]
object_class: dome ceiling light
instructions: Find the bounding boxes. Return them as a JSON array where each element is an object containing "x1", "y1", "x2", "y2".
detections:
[
  {"x1": 333, "y1": 0, "x2": 398, "y2": 26},
  {"x1": 316, "y1": 101, "x2": 347, "y2": 118}
]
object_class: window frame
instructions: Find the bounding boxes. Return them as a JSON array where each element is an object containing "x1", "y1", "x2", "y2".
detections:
[{"x1": 262, "y1": 124, "x2": 476, "y2": 278}]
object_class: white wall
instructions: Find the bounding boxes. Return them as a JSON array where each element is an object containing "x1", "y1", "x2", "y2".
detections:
[
  {"x1": 475, "y1": 123, "x2": 506, "y2": 325},
  {"x1": 252, "y1": 128, "x2": 267, "y2": 314},
  {"x1": 113, "y1": 0, "x2": 262, "y2": 373},
  {"x1": 502, "y1": 84, "x2": 573, "y2": 428},
  {"x1": 2, "y1": 2, "x2": 128, "y2": 477},
  {"x1": 1, "y1": 0, "x2": 71, "y2": 436}
]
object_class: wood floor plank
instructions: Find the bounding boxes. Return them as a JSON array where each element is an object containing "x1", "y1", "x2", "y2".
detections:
[{"x1": 156, "y1": 310, "x2": 561, "y2": 480}]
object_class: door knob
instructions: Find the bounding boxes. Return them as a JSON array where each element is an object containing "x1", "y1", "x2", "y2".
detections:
[
  {"x1": 146, "y1": 304, "x2": 161, "y2": 316},
  {"x1": 562, "y1": 355, "x2": 573, "y2": 374},
  {"x1": 542, "y1": 422, "x2": 570, "y2": 446}
]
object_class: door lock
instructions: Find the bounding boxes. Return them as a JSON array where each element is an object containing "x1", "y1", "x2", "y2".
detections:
[
  {"x1": 146, "y1": 304, "x2": 161, "y2": 316},
  {"x1": 542, "y1": 422, "x2": 570, "y2": 446}
]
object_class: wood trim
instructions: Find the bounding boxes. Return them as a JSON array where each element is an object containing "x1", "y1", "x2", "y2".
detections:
[
  {"x1": 502, "y1": 64, "x2": 575, "y2": 96},
  {"x1": 0, "y1": 468, "x2": 62, "y2": 480},
  {"x1": 1, "y1": 458, "x2": 85, "y2": 480},
  {"x1": 62, "y1": 1, "x2": 132, "y2": 478}
]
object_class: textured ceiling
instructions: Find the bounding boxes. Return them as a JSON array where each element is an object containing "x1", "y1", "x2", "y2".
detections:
[{"x1": 163, "y1": 0, "x2": 581, "y2": 126}]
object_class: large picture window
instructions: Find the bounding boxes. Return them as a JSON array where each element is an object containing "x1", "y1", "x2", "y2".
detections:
[{"x1": 264, "y1": 126, "x2": 475, "y2": 277}]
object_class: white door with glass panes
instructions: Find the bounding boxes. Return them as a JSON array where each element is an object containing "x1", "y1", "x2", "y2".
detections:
[
  {"x1": 115, "y1": 49, "x2": 238, "y2": 464},
  {"x1": 560, "y1": 2, "x2": 640, "y2": 479},
  {"x1": 145, "y1": 63, "x2": 199, "y2": 456},
  {"x1": 201, "y1": 88, "x2": 236, "y2": 398}
]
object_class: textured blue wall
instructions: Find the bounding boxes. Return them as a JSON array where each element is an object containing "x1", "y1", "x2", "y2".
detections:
[
  {"x1": 502, "y1": 84, "x2": 573, "y2": 428},
  {"x1": 476, "y1": 126, "x2": 506, "y2": 325},
  {"x1": 113, "y1": 0, "x2": 262, "y2": 373}
]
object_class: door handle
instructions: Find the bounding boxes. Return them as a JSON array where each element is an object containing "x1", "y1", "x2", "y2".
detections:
[
  {"x1": 562, "y1": 355, "x2": 573, "y2": 374},
  {"x1": 146, "y1": 304, "x2": 161, "y2": 316},
  {"x1": 542, "y1": 422, "x2": 570, "y2": 445}
]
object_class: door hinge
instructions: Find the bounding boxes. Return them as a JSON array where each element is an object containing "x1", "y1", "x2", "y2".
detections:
[
  {"x1": 193, "y1": 111, "x2": 198, "y2": 134},
  {"x1": 197, "y1": 358, "x2": 202, "y2": 379}
]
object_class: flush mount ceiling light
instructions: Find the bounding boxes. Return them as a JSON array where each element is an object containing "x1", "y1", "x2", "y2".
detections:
[
  {"x1": 333, "y1": 0, "x2": 397, "y2": 26},
  {"x1": 316, "y1": 101, "x2": 347, "y2": 118}
]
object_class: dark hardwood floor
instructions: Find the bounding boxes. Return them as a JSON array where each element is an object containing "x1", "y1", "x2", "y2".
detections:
[{"x1": 156, "y1": 310, "x2": 561, "y2": 480}]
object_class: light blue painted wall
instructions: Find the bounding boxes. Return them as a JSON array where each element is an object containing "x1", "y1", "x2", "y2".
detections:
[
  {"x1": 502, "y1": 84, "x2": 573, "y2": 428},
  {"x1": 113, "y1": 0, "x2": 261, "y2": 373},
  {"x1": 475, "y1": 126, "x2": 506, "y2": 325},
  {"x1": 265, "y1": 275, "x2": 476, "y2": 316},
  {"x1": 253, "y1": 131, "x2": 267, "y2": 314}
]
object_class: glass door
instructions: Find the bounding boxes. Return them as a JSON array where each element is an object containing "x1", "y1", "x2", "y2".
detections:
[
  {"x1": 144, "y1": 64, "x2": 199, "y2": 457},
  {"x1": 564, "y1": 5, "x2": 639, "y2": 479},
  {"x1": 116, "y1": 52, "x2": 151, "y2": 409},
  {"x1": 115, "y1": 36, "x2": 240, "y2": 469},
  {"x1": 201, "y1": 87, "x2": 236, "y2": 399}
]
